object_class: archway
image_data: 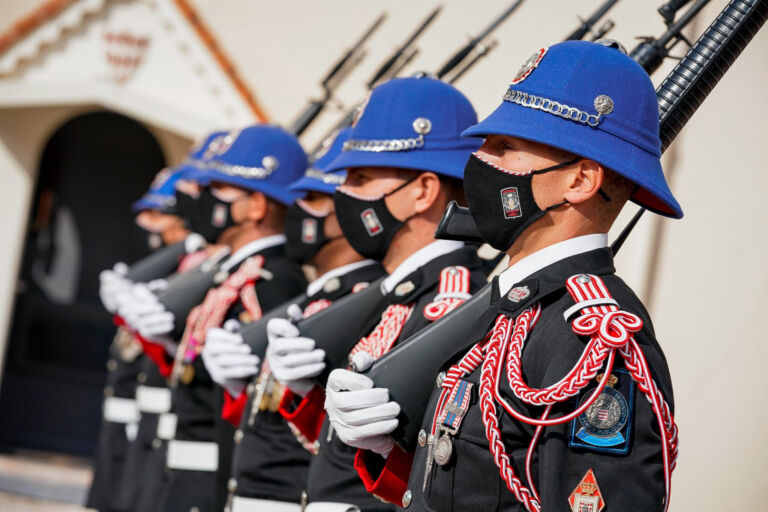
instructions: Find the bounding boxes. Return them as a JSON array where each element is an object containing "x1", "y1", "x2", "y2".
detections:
[{"x1": 0, "y1": 111, "x2": 166, "y2": 455}]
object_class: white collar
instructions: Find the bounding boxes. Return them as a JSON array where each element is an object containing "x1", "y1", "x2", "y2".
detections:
[
  {"x1": 222, "y1": 234, "x2": 287, "y2": 271},
  {"x1": 498, "y1": 234, "x2": 608, "y2": 295},
  {"x1": 306, "y1": 260, "x2": 379, "y2": 297},
  {"x1": 381, "y1": 240, "x2": 465, "y2": 294}
]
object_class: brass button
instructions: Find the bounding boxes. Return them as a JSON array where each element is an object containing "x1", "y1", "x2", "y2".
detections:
[
  {"x1": 435, "y1": 372, "x2": 446, "y2": 389},
  {"x1": 227, "y1": 478, "x2": 237, "y2": 493},
  {"x1": 234, "y1": 429, "x2": 244, "y2": 444},
  {"x1": 418, "y1": 430, "x2": 427, "y2": 448},
  {"x1": 152, "y1": 438, "x2": 162, "y2": 450},
  {"x1": 137, "y1": 372, "x2": 147, "y2": 384}
]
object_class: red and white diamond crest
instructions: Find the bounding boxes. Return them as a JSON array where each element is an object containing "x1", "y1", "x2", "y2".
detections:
[
  {"x1": 568, "y1": 469, "x2": 605, "y2": 512},
  {"x1": 104, "y1": 31, "x2": 150, "y2": 84},
  {"x1": 361, "y1": 208, "x2": 383, "y2": 236}
]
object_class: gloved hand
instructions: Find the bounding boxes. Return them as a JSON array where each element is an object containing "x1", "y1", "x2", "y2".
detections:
[
  {"x1": 325, "y1": 366, "x2": 399, "y2": 458},
  {"x1": 202, "y1": 319, "x2": 260, "y2": 397},
  {"x1": 117, "y1": 283, "x2": 160, "y2": 326},
  {"x1": 121, "y1": 284, "x2": 174, "y2": 338},
  {"x1": 266, "y1": 304, "x2": 325, "y2": 397},
  {"x1": 99, "y1": 262, "x2": 131, "y2": 313}
]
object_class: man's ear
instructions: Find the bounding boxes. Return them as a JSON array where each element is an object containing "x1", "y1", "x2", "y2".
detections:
[
  {"x1": 411, "y1": 172, "x2": 442, "y2": 214},
  {"x1": 563, "y1": 159, "x2": 604, "y2": 205},
  {"x1": 245, "y1": 191, "x2": 268, "y2": 223}
]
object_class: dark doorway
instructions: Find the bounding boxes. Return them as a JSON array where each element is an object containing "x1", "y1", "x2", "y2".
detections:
[{"x1": 0, "y1": 111, "x2": 165, "y2": 455}]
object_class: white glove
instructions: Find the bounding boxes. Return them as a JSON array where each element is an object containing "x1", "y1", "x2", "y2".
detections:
[
  {"x1": 325, "y1": 368, "x2": 399, "y2": 458},
  {"x1": 123, "y1": 284, "x2": 174, "y2": 338},
  {"x1": 266, "y1": 304, "x2": 325, "y2": 397},
  {"x1": 117, "y1": 283, "x2": 160, "y2": 326},
  {"x1": 99, "y1": 262, "x2": 131, "y2": 313},
  {"x1": 202, "y1": 320, "x2": 260, "y2": 397}
]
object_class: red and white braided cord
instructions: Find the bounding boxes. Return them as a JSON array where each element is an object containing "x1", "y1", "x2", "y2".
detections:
[
  {"x1": 347, "y1": 304, "x2": 413, "y2": 361},
  {"x1": 185, "y1": 256, "x2": 265, "y2": 354},
  {"x1": 431, "y1": 274, "x2": 678, "y2": 512}
]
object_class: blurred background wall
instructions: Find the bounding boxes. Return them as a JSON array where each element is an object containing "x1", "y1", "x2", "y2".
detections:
[{"x1": 0, "y1": 0, "x2": 765, "y2": 509}]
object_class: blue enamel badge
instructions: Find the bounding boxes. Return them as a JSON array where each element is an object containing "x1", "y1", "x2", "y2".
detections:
[{"x1": 569, "y1": 369, "x2": 634, "y2": 454}]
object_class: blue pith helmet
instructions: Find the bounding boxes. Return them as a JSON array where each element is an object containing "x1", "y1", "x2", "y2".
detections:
[
  {"x1": 175, "y1": 130, "x2": 229, "y2": 184},
  {"x1": 198, "y1": 124, "x2": 308, "y2": 205},
  {"x1": 463, "y1": 40, "x2": 682, "y2": 219},
  {"x1": 288, "y1": 128, "x2": 351, "y2": 196},
  {"x1": 325, "y1": 76, "x2": 481, "y2": 179},
  {"x1": 131, "y1": 167, "x2": 188, "y2": 213}
]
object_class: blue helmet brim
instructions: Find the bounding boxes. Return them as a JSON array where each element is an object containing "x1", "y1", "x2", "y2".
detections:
[{"x1": 463, "y1": 101, "x2": 683, "y2": 219}]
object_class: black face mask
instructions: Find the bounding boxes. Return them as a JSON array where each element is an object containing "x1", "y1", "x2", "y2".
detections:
[
  {"x1": 464, "y1": 153, "x2": 578, "y2": 252},
  {"x1": 333, "y1": 175, "x2": 418, "y2": 261},
  {"x1": 285, "y1": 201, "x2": 342, "y2": 264},
  {"x1": 173, "y1": 190, "x2": 200, "y2": 231},
  {"x1": 191, "y1": 188, "x2": 238, "y2": 243},
  {"x1": 130, "y1": 222, "x2": 164, "y2": 258}
]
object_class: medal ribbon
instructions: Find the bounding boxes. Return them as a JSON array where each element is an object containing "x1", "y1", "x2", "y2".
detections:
[{"x1": 439, "y1": 379, "x2": 473, "y2": 432}]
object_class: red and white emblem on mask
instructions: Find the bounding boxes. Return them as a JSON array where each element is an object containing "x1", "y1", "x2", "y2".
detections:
[
  {"x1": 500, "y1": 187, "x2": 522, "y2": 219},
  {"x1": 361, "y1": 208, "x2": 383, "y2": 236},
  {"x1": 302, "y1": 218, "x2": 318, "y2": 244},
  {"x1": 568, "y1": 469, "x2": 605, "y2": 512},
  {"x1": 212, "y1": 204, "x2": 228, "y2": 227}
]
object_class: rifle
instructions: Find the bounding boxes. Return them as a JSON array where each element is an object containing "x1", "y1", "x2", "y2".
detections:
[
  {"x1": 311, "y1": 7, "x2": 444, "y2": 152},
  {"x1": 564, "y1": 0, "x2": 621, "y2": 41},
  {"x1": 436, "y1": 0, "x2": 525, "y2": 82},
  {"x1": 289, "y1": 12, "x2": 386, "y2": 136},
  {"x1": 368, "y1": 0, "x2": 768, "y2": 452},
  {"x1": 239, "y1": 293, "x2": 308, "y2": 359},
  {"x1": 125, "y1": 233, "x2": 206, "y2": 283},
  {"x1": 434, "y1": 0, "x2": 713, "y2": 245}
]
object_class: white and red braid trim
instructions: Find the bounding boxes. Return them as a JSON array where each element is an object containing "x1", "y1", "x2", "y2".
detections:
[
  {"x1": 185, "y1": 255, "x2": 265, "y2": 355},
  {"x1": 347, "y1": 304, "x2": 413, "y2": 362},
  {"x1": 423, "y1": 266, "x2": 472, "y2": 321},
  {"x1": 428, "y1": 274, "x2": 678, "y2": 512}
]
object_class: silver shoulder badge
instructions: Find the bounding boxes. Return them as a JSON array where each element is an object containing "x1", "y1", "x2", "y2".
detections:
[{"x1": 511, "y1": 47, "x2": 548, "y2": 85}]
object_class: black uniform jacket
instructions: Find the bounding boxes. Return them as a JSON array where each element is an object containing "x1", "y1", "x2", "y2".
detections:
[
  {"x1": 405, "y1": 247, "x2": 674, "y2": 512},
  {"x1": 86, "y1": 329, "x2": 143, "y2": 512},
  {"x1": 306, "y1": 247, "x2": 487, "y2": 512},
  {"x1": 230, "y1": 262, "x2": 387, "y2": 504},
  {"x1": 160, "y1": 242, "x2": 306, "y2": 512}
]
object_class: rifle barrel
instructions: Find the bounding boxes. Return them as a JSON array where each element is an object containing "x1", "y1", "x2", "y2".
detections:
[{"x1": 565, "y1": 0, "x2": 620, "y2": 40}]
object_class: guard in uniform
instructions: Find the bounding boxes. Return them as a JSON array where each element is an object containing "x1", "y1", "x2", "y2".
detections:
[
  {"x1": 207, "y1": 128, "x2": 386, "y2": 512},
  {"x1": 329, "y1": 41, "x2": 680, "y2": 512},
  {"x1": 88, "y1": 166, "x2": 192, "y2": 512},
  {"x1": 266, "y1": 76, "x2": 489, "y2": 511},
  {"x1": 112, "y1": 131, "x2": 229, "y2": 512},
  {"x1": 140, "y1": 125, "x2": 308, "y2": 512}
]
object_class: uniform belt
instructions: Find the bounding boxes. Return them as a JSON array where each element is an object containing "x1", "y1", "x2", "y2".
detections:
[
  {"x1": 166, "y1": 440, "x2": 218, "y2": 471},
  {"x1": 305, "y1": 503, "x2": 361, "y2": 512},
  {"x1": 231, "y1": 496, "x2": 301, "y2": 512},
  {"x1": 102, "y1": 397, "x2": 140, "y2": 424},
  {"x1": 135, "y1": 385, "x2": 172, "y2": 414},
  {"x1": 157, "y1": 412, "x2": 177, "y2": 440}
]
